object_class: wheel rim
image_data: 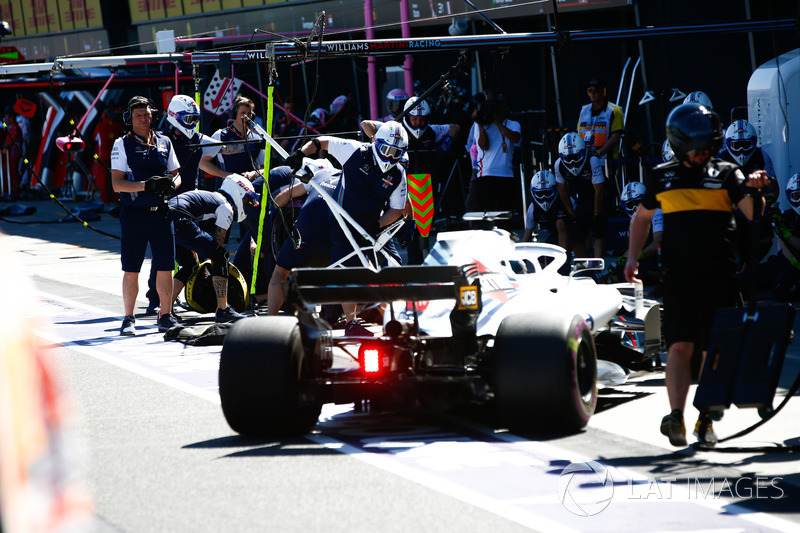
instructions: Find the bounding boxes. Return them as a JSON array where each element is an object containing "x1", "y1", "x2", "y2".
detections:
[{"x1": 575, "y1": 334, "x2": 596, "y2": 404}]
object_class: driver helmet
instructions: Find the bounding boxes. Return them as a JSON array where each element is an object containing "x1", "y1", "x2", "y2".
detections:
[
  {"x1": 557, "y1": 132, "x2": 587, "y2": 176},
  {"x1": 386, "y1": 88, "x2": 409, "y2": 119},
  {"x1": 661, "y1": 139, "x2": 675, "y2": 163},
  {"x1": 219, "y1": 174, "x2": 260, "y2": 222},
  {"x1": 166, "y1": 95, "x2": 200, "y2": 139},
  {"x1": 665, "y1": 103, "x2": 723, "y2": 164},
  {"x1": 724, "y1": 120, "x2": 758, "y2": 167},
  {"x1": 683, "y1": 91, "x2": 713, "y2": 110},
  {"x1": 372, "y1": 121, "x2": 408, "y2": 174},
  {"x1": 620, "y1": 181, "x2": 646, "y2": 217},
  {"x1": 529, "y1": 170, "x2": 557, "y2": 211},
  {"x1": 786, "y1": 173, "x2": 800, "y2": 216},
  {"x1": 402, "y1": 96, "x2": 431, "y2": 139}
]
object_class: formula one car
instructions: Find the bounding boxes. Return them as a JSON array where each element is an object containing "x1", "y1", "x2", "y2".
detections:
[{"x1": 218, "y1": 214, "x2": 662, "y2": 437}]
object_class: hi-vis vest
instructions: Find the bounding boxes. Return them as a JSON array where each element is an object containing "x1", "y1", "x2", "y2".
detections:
[{"x1": 577, "y1": 102, "x2": 620, "y2": 152}]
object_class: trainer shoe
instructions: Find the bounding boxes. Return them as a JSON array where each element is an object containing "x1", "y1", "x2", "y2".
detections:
[
  {"x1": 344, "y1": 318, "x2": 374, "y2": 337},
  {"x1": 158, "y1": 313, "x2": 180, "y2": 332},
  {"x1": 144, "y1": 301, "x2": 160, "y2": 316},
  {"x1": 215, "y1": 306, "x2": 247, "y2": 323},
  {"x1": 693, "y1": 413, "x2": 719, "y2": 446},
  {"x1": 120, "y1": 315, "x2": 136, "y2": 336},
  {"x1": 660, "y1": 410, "x2": 687, "y2": 447}
]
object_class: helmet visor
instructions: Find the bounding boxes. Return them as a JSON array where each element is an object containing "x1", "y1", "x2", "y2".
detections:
[
  {"x1": 244, "y1": 191, "x2": 260, "y2": 208},
  {"x1": 177, "y1": 111, "x2": 199, "y2": 128},
  {"x1": 377, "y1": 140, "x2": 405, "y2": 162},
  {"x1": 789, "y1": 190, "x2": 800, "y2": 204},
  {"x1": 729, "y1": 138, "x2": 755, "y2": 153},
  {"x1": 533, "y1": 189, "x2": 556, "y2": 204},
  {"x1": 563, "y1": 152, "x2": 583, "y2": 165},
  {"x1": 624, "y1": 199, "x2": 640, "y2": 214}
]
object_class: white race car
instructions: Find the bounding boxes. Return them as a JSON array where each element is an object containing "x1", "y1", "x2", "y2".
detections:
[{"x1": 219, "y1": 216, "x2": 662, "y2": 438}]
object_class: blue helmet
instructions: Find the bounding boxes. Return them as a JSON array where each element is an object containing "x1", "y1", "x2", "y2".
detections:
[{"x1": 786, "y1": 174, "x2": 800, "y2": 216}]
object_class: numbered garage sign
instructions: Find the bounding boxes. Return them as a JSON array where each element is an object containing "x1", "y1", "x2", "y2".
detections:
[
  {"x1": 407, "y1": 173, "x2": 434, "y2": 237},
  {"x1": 203, "y1": 69, "x2": 243, "y2": 116}
]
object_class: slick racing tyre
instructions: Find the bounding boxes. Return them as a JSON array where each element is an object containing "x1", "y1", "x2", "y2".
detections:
[
  {"x1": 493, "y1": 311, "x2": 597, "y2": 434},
  {"x1": 219, "y1": 317, "x2": 322, "y2": 437},
  {"x1": 184, "y1": 260, "x2": 250, "y2": 313}
]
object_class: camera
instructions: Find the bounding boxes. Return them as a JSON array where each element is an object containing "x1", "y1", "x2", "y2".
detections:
[{"x1": 475, "y1": 101, "x2": 494, "y2": 126}]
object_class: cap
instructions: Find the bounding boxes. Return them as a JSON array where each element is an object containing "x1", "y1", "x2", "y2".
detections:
[{"x1": 586, "y1": 78, "x2": 606, "y2": 89}]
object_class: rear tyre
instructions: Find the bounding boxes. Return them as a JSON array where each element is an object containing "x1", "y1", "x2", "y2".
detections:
[
  {"x1": 494, "y1": 312, "x2": 597, "y2": 434},
  {"x1": 219, "y1": 316, "x2": 321, "y2": 437}
]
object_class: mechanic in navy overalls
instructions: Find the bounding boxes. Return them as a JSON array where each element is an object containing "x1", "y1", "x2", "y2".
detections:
[
  {"x1": 111, "y1": 96, "x2": 181, "y2": 336},
  {"x1": 168, "y1": 175, "x2": 259, "y2": 324},
  {"x1": 200, "y1": 95, "x2": 265, "y2": 190},
  {"x1": 282, "y1": 121, "x2": 408, "y2": 335}
]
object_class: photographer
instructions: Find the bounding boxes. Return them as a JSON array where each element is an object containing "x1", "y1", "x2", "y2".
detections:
[
  {"x1": 111, "y1": 96, "x2": 182, "y2": 335},
  {"x1": 469, "y1": 92, "x2": 521, "y2": 212}
]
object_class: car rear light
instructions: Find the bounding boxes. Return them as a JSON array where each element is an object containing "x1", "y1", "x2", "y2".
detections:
[{"x1": 359, "y1": 343, "x2": 391, "y2": 375}]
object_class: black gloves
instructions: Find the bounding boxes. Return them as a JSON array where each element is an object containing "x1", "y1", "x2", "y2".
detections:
[
  {"x1": 144, "y1": 175, "x2": 176, "y2": 197},
  {"x1": 284, "y1": 149, "x2": 305, "y2": 172}
]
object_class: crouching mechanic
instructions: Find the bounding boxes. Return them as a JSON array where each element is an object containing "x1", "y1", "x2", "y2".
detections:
[
  {"x1": 112, "y1": 96, "x2": 181, "y2": 336},
  {"x1": 168, "y1": 175, "x2": 259, "y2": 323},
  {"x1": 523, "y1": 169, "x2": 568, "y2": 248},
  {"x1": 624, "y1": 103, "x2": 770, "y2": 447},
  {"x1": 283, "y1": 121, "x2": 408, "y2": 335}
]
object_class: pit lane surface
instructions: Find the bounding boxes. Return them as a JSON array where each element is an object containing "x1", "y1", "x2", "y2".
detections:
[{"x1": 5, "y1": 202, "x2": 800, "y2": 532}]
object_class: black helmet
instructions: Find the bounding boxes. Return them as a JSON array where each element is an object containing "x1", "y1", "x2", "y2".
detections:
[{"x1": 665, "y1": 103, "x2": 723, "y2": 163}]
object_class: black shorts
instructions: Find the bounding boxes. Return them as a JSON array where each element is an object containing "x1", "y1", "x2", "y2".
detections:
[{"x1": 661, "y1": 269, "x2": 741, "y2": 349}]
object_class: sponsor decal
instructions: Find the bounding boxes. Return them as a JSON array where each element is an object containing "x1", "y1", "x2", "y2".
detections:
[{"x1": 457, "y1": 286, "x2": 479, "y2": 310}]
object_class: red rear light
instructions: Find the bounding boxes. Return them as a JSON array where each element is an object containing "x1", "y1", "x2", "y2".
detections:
[{"x1": 359, "y1": 343, "x2": 391, "y2": 375}]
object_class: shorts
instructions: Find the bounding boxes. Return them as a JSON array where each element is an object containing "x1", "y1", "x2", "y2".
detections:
[
  {"x1": 661, "y1": 269, "x2": 741, "y2": 349},
  {"x1": 173, "y1": 217, "x2": 218, "y2": 260},
  {"x1": 276, "y1": 203, "x2": 331, "y2": 270},
  {"x1": 120, "y1": 205, "x2": 175, "y2": 272}
]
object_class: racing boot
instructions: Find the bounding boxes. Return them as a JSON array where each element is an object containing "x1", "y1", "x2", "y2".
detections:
[
  {"x1": 660, "y1": 409, "x2": 687, "y2": 447},
  {"x1": 693, "y1": 412, "x2": 718, "y2": 447},
  {"x1": 158, "y1": 312, "x2": 180, "y2": 333},
  {"x1": 120, "y1": 315, "x2": 136, "y2": 336}
]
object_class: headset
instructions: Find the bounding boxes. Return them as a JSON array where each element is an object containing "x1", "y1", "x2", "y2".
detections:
[
  {"x1": 123, "y1": 96, "x2": 159, "y2": 127},
  {"x1": 229, "y1": 95, "x2": 256, "y2": 122}
]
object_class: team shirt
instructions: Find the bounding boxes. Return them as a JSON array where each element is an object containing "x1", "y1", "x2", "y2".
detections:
[
  {"x1": 641, "y1": 159, "x2": 747, "y2": 275},
  {"x1": 577, "y1": 101, "x2": 625, "y2": 159},
  {"x1": 111, "y1": 131, "x2": 180, "y2": 208},
  {"x1": 471, "y1": 119, "x2": 522, "y2": 178},
  {"x1": 203, "y1": 126, "x2": 265, "y2": 174},
  {"x1": 168, "y1": 190, "x2": 235, "y2": 232}
]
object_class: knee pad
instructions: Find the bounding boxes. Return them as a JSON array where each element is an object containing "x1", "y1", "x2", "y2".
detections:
[
  {"x1": 210, "y1": 247, "x2": 229, "y2": 278},
  {"x1": 174, "y1": 264, "x2": 195, "y2": 286}
]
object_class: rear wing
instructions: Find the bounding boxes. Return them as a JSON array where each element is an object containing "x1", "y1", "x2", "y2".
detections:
[{"x1": 285, "y1": 265, "x2": 478, "y2": 305}]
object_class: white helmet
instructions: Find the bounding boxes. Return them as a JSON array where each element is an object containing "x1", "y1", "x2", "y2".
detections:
[
  {"x1": 295, "y1": 157, "x2": 335, "y2": 182},
  {"x1": 372, "y1": 121, "x2": 408, "y2": 174},
  {"x1": 661, "y1": 139, "x2": 675, "y2": 163},
  {"x1": 529, "y1": 170, "x2": 557, "y2": 211},
  {"x1": 683, "y1": 91, "x2": 713, "y2": 110},
  {"x1": 167, "y1": 95, "x2": 200, "y2": 138},
  {"x1": 402, "y1": 96, "x2": 431, "y2": 139},
  {"x1": 786, "y1": 174, "x2": 800, "y2": 216},
  {"x1": 620, "y1": 181, "x2": 646, "y2": 217},
  {"x1": 724, "y1": 120, "x2": 758, "y2": 167},
  {"x1": 219, "y1": 174, "x2": 259, "y2": 222},
  {"x1": 558, "y1": 132, "x2": 587, "y2": 176}
]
